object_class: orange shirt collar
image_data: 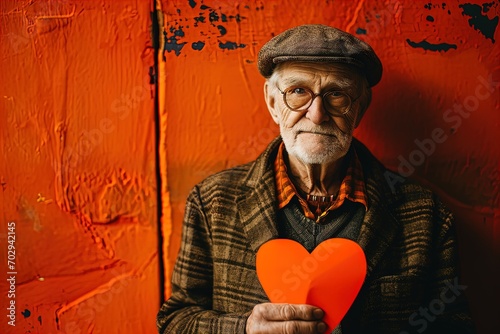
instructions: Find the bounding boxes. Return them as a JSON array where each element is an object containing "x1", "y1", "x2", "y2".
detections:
[{"x1": 274, "y1": 142, "x2": 368, "y2": 221}]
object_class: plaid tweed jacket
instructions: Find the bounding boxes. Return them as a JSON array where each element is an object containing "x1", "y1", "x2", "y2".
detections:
[{"x1": 157, "y1": 137, "x2": 474, "y2": 334}]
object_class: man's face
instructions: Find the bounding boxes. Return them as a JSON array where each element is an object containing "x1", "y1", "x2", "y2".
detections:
[{"x1": 265, "y1": 62, "x2": 363, "y2": 165}]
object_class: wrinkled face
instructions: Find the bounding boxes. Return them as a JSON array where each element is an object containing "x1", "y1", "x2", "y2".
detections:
[{"x1": 265, "y1": 62, "x2": 366, "y2": 165}]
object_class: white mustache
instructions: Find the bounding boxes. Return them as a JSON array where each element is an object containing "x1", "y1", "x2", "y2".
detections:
[
  {"x1": 295, "y1": 128, "x2": 338, "y2": 136},
  {"x1": 293, "y1": 120, "x2": 353, "y2": 135}
]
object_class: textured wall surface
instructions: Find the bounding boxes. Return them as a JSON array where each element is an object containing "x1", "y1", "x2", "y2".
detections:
[
  {"x1": 0, "y1": 0, "x2": 498, "y2": 333},
  {"x1": 0, "y1": 1, "x2": 159, "y2": 333},
  {"x1": 160, "y1": 0, "x2": 498, "y2": 333}
]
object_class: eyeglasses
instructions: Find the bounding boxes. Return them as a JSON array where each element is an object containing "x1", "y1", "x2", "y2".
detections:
[{"x1": 277, "y1": 85, "x2": 359, "y2": 116}]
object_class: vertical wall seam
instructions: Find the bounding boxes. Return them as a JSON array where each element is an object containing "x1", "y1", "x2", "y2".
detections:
[{"x1": 151, "y1": 1, "x2": 165, "y2": 308}]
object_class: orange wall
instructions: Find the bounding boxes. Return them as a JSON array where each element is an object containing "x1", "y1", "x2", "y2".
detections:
[
  {"x1": 0, "y1": 0, "x2": 498, "y2": 333},
  {"x1": 1, "y1": 1, "x2": 159, "y2": 333},
  {"x1": 160, "y1": 1, "x2": 498, "y2": 333}
]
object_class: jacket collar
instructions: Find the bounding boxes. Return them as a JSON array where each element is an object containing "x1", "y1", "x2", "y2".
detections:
[
  {"x1": 236, "y1": 137, "x2": 402, "y2": 279},
  {"x1": 236, "y1": 137, "x2": 282, "y2": 253},
  {"x1": 350, "y1": 139, "x2": 402, "y2": 277}
]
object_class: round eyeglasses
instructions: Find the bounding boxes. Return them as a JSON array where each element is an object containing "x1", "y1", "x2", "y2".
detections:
[{"x1": 277, "y1": 86, "x2": 358, "y2": 116}]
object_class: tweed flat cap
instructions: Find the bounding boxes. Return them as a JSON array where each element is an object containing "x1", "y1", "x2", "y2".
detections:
[{"x1": 258, "y1": 24, "x2": 382, "y2": 87}]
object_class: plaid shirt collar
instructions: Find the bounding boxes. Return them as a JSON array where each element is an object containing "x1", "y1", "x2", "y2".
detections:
[{"x1": 274, "y1": 142, "x2": 368, "y2": 222}]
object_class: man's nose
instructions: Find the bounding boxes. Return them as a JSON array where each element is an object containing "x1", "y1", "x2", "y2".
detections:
[{"x1": 305, "y1": 96, "x2": 330, "y2": 124}]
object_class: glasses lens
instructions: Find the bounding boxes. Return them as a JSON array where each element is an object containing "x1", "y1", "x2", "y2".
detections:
[
  {"x1": 284, "y1": 87, "x2": 313, "y2": 110},
  {"x1": 324, "y1": 91, "x2": 351, "y2": 115}
]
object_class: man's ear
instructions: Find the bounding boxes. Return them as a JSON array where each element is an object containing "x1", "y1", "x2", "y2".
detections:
[{"x1": 264, "y1": 81, "x2": 280, "y2": 124}]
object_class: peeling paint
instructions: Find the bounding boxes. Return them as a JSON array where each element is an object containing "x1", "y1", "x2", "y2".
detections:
[
  {"x1": 356, "y1": 27, "x2": 367, "y2": 34},
  {"x1": 163, "y1": 1, "x2": 249, "y2": 56},
  {"x1": 459, "y1": 2, "x2": 499, "y2": 42},
  {"x1": 424, "y1": 1, "x2": 452, "y2": 14},
  {"x1": 406, "y1": 38, "x2": 458, "y2": 51},
  {"x1": 164, "y1": 26, "x2": 187, "y2": 55},
  {"x1": 192, "y1": 40, "x2": 205, "y2": 50},
  {"x1": 218, "y1": 41, "x2": 246, "y2": 50},
  {"x1": 217, "y1": 24, "x2": 227, "y2": 36}
]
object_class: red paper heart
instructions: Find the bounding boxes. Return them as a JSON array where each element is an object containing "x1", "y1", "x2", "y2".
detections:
[{"x1": 256, "y1": 238, "x2": 366, "y2": 332}]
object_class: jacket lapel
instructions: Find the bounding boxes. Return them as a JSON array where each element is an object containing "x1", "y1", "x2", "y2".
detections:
[
  {"x1": 236, "y1": 138, "x2": 281, "y2": 252},
  {"x1": 353, "y1": 139, "x2": 402, "y2": 279},
  {"x1": 357, "y1": 182, "x2": 401, "y2": 278}
]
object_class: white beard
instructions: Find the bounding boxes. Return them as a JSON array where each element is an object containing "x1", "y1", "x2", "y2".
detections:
[{"x1": 280, "y1": 123, "x2": 353, "y2": 164}]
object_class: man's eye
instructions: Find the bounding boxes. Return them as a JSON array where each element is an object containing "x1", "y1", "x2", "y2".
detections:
[
  {"x1": 289, "y1": 87, "x2": 307, "y2": 95},
  {"x1": 329, "y1": 91, "x2": 344, "y2": 97}
]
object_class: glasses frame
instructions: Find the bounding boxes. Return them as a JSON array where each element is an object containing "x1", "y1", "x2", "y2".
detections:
[{"x1": 277, "y1": 85, "x2": 360, "y2": 116}]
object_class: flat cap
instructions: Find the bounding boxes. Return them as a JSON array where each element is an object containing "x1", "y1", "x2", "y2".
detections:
[{"x1": 258, "y1": 24, "x2": 382, "y2": 87}]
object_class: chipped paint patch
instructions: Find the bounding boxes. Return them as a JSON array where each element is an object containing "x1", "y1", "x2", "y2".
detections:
[
  {"x1": 406, "y1": 38, "x2": 458, "y2": 51},
  {"x1": 164, "y1": 26, "x2": 187, "y2": 55},
  {"x1": 459, "y1": 2, "x2": 499, "y2": 42},
  {"x1": 163, "y1": 1, "x2": 252, "y2": 56}
]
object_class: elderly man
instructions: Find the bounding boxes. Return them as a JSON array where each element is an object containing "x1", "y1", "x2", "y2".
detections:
[{"x1": 157, "y1": 25, "x2": 474, "y2": 334}]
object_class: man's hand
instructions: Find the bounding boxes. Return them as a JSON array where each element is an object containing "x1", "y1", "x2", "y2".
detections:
[{"x1": 246, "y1": 303, "x2": 327, "y2": 334}]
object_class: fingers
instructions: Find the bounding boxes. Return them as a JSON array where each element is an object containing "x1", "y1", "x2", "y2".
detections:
[
  {"x1": 246, "y1": 303, "x2": 327, "y2": 334},
  {"x1": 259, "y1": 303, "x2": 323, "y2": 321},
  {"x1": 253, "y1": 319, "x2": 326, "y2": 334}
]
